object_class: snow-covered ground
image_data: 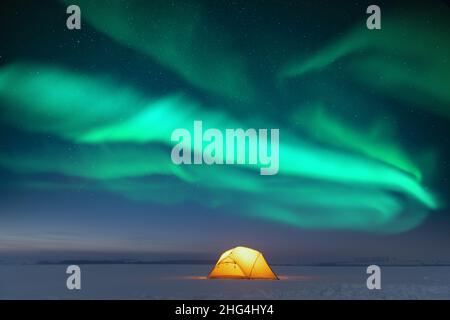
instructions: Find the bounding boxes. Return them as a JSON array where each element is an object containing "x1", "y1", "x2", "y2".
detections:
[{"x1": 1, "y1": 265, "x2": 449, "y2": 299}]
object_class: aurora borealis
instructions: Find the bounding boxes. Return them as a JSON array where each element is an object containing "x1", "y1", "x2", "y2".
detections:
[{"x1": 0, "y1": 0, "x2": 449, "y2": 262}]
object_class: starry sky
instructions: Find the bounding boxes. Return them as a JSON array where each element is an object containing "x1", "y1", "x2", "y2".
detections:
[{"x1": 0, "y1": 0, "x2": 449, "y2": 264}]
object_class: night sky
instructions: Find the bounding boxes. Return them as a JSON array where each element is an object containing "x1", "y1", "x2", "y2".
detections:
[{"x1": 1, "y1": 0, "x2": 449, "y2": 264}]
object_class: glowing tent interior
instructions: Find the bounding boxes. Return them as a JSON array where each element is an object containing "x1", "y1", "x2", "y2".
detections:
[{"x1": 207, "y1": 246, "x2": 279, "y2": 280}]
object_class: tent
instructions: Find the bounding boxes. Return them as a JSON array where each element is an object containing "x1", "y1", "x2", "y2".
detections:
[{"x1": 207, "y1": 246, "x2": 279, "y2": 280}]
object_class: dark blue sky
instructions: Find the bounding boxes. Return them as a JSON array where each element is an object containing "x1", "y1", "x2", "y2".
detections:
[{"x1": 1, "y1": 0, "x2": 449, "y2": 264}]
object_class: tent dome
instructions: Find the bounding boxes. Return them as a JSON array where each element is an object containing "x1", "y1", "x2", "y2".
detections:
[{"x1": 207, "y1": 246, "x2": 279, "y2": 280}]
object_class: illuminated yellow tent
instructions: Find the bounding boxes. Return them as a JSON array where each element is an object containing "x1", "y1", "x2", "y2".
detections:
[{"x1": 207, "y1": 246, "x2": 279, "y2": 280}]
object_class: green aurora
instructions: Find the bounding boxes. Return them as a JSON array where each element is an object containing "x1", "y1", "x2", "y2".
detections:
[{"x1": 1, "y1": 0, "x2": 448, "y2": 234}]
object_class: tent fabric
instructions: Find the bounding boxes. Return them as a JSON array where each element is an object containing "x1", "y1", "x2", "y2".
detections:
[{"x1": 207, "y1": 246, "x2": 279, "y2": 280}]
